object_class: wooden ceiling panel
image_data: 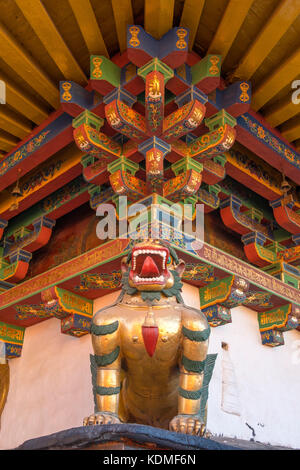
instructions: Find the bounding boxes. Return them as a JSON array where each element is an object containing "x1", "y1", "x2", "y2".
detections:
[
  {"x1": 0, "y1": 0, "x2": 297, "y2": 151},
  {"x1": 232, "y1": 0, "x2": 300, "y2": 82},
  {"x1": 207, "y1": 0, "x2": 256, "y2": 62},
  {"x1": 144, "y1": 0, "x2": 175, "y2": 39},
  {"x1": 193, "y1": 0, "x2": 228, "y2": 56},
  {"x1": 0, "y1": 0, "x2": 66, "y2": 88},
  {"x1": 0, "y1": 21, "x2": 59, "y2": 108},
  {"x1": 279, "y1": 115, "x2": 300, "y2": 143},
  {"x1": 252, "y1": 47, "x2": 300, "y2": 111},
  {"x1": 42, "y1": 0, "x2": 92, "y2": 73},
  {"x1": 0, "y1": 107, "x2": 32, "y2": 139},
  {"x1": 262, "y1": 84, "x2": 300, "y2": 128},
  {"x1": 90, "y1": 0, "x2": 120, "y2": 59},
  {"x1": 221, "y1": 0, "x2": 281, "y2": 75},
  {"x1": 0, "y1": 70, "x2": 49, "y2": 125},
  {"x1": 0, "y1": 130, "x2": 19, "y2": 153},
  {"x1": 250, "y1": 10, "x2": 300, "y2": 88},
  {"x1": 15, "y1": 0, "x2": 87, "y2": 85},
  {"x1": 111, "y1": 0, "x2": 134, "y2": 53},
  {"x1": 180, "y1": 0, "x2": 205, "y2": 51},
  {"x1": 68, "y1": 0, "x2": 109, "y2": 57}
]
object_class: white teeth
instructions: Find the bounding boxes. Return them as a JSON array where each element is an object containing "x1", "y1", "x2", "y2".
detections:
[
  {"x1": 134, "y1": 275, "x2": 164, "y2": 282},
  {"x1": 133, "y1": 249, "x2": 167, "y2": 258}
]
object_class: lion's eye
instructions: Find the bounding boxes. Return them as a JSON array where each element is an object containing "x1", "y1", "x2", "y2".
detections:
[{"x1": 167, "y1": 256, "x2": 172, "y2": 265}]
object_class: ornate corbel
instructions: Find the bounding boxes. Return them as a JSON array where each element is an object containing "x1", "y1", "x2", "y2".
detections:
[
  {"x1": 3, "y1": 217, "x2": 55, "y2": 256},
  {"x1": 16, "y1": 287, "x2": 93, "y2": 338},
  {"x1": 138, "y1": 58, "x2": 174, "y2": 135},
  {"x1": 270, "y1": 194, "x2": 300, "y2": 235},
  {"x1": 258, "y1": 304, "x2": 299, "y2": 347},
  {"x1": 199, "y1": 275, "x2": 249, "y2": 327},
  {"x1": 163, "y1": 157, "x2": 202, "y2": 202},
  {"x1": 0, "y1": 321, "x2": 25, "y2": 359},
  {"x1": 108, "y1": 157, "x2": 148, "y2": 201},
  {"x1": 73, "y1": 110, "x2": 122, "y2": 158},
  {"x1": 242, "y1": 232, "x2": 283, "y2": 267},
  {"x1": 220, "y1": 195, "x2": 271, "y2": 236},
  {"x1": 188, "y1": 110, "x2": 236, "y2": 159},
  {"x1": 104, "y1": 88, "x2": 149, "y2": 141}
]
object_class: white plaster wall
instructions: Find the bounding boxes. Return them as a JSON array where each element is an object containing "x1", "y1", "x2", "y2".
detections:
[
  {"x1": 207, "y1": 305, "x2": 300, "y2": 449},
  {"x1": 0, "y1": 291, "x2": 119, "y2": 449},
  {"x1": 0, "y1": 285, "x2": 300, "y2": 449}
]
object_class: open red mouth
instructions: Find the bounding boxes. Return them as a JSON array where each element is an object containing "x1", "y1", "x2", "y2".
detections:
[{"x1": 129, "y1": 245, "x2": 170, "y2": 285}]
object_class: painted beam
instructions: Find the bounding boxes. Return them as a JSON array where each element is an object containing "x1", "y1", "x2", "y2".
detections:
[
  {"x1": 0, "y1": 21, "x2": 59, "y2": 108},
  {"x1": 0, "y1": 110, "x2": 74, "y2": 192},
  {"x1": 144, "y1": 0, "x2": 175, "y2": 40},
  {"x1": 15, "y1": 0, "x2": 87, "y2": 84},
  {"x1": 5, "y1": 176, "x2": 88, "y2": 236},
  {"x1": 232, "y1": 0, "x2": 300, "y2": 80},
  {"x1": 180, "y1": 0, "x2": 205, "y2": 50},
  {"x1": 0, "y1": 144, "x2": 83, "y2": 221},
  {"x1": 68, "y1": 0, "x2": 109, "y2": 57},
  {"x1": 207, "y1": 0, "x2": 256, "y2": 62},
  {"x1": 236, "y1": 110, "x2": 300, "y2": 184},
  {"x1": 111, "y1": 0, "x2": 134, "y2": 53}
]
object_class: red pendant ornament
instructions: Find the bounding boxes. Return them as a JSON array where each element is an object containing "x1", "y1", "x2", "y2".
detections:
[
  {"x1": 142, "y1": 325, "x2": 159, "y2": 357},
  {"x1": 142, "y1": 306, "x2": 159, "y2": 357}
]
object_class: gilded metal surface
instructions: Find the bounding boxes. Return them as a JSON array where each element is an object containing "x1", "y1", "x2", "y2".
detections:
[
  {"x1": 84, "y1": 240, "x2": 210, "y2": 435},
  {"x1": 0, "y1": 362, "x2": 9, "y2": 427}
]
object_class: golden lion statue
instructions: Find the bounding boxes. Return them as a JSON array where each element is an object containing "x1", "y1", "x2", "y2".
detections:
[{"x1": 84, "y1": 239, "x2": 214, "y2": 436}]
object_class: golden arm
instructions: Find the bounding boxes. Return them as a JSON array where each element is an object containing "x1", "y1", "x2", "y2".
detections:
[
  {"x1": 169, "y1": 311, "x2": 210, "y2": 435},
  {"x1": 84, "y1": 318, "x2": 122, "y2": 425}
]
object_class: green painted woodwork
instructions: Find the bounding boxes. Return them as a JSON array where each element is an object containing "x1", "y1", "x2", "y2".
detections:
[
  {"x1": 137, "y1": 58, "x2": 174, "y2": 83},
  {"x1": 72, "y1": 110, "x2": 104, "y2": 131},
  {"x1": 171, "y1": 156, "x2": 203, "y2": 176},
  {"x1": 107, "y1": 156, "x2": 139, "y2": 176},
  {"x1": 205, "y1": 109, "x2": 236, "y2": 131},
  {"x1": 191, "y1": 55, "x2": 221, "y2": 84},
  {"x1": 90, "y1": 55, "x2": 121, "y2": 88},
  {"x1": 0, "y1": 321, "x2": 25, "y2": 345}
]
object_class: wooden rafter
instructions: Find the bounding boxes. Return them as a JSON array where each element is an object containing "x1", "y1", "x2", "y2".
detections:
[
  {"x1": 111, "y1": 0, "x2": 134, "y2": 53},
  {"x1": 0, "y1": 132, "x2": 19, "y2": 152},
  {"x1": 207, "y1": 0, "x2": 255, "y2": 61},
  {"x1": 0, "y1": 21, "x2": 58, "y2": 108},
  {"x1": 180, "y1": 0, "x2": 205, "y2": 51},
  {"x1": 144, "y1": 0, "x2": 175, "y2": 40},
  {"x1": 15, "y1": 0, "x2": 87, "y2": 84},
  {"x1": 232, "y1": 0, "x2": 300, "y2": 81},
  {"x1": 252, "y1": 46, "x2": 300, "y2": 110},
  {"x1": 264, "y1": 95, "x2": 300, "y2": 128},
  {"x1": 280, "y1": 116, "x2": 300, "y2": 143},
  {"x1": 68, "y1": 0, "x2": 109, "y2": 57},
  {"x1": 0, "y1": 108, "x2": 32, "y2": 139},
  {"x1": 0, "y1": 74, "x2": 49, "y2": 125}
]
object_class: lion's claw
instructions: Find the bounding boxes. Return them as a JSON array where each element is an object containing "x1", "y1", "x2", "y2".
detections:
[
  {"x1": 169, "y1": 414, "x2": 210, "y2": 437},
  {"x1": 83, "y1": 413, "x2": 121, "y2": 426}
]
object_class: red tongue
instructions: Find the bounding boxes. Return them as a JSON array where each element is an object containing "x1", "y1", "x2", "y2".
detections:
[
  {"x1": 140, "y1": 255, "x2": 159, "y2": 277},
  {"x1": 142, "y1": 326, "x2": 159, "y2": 357}
]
